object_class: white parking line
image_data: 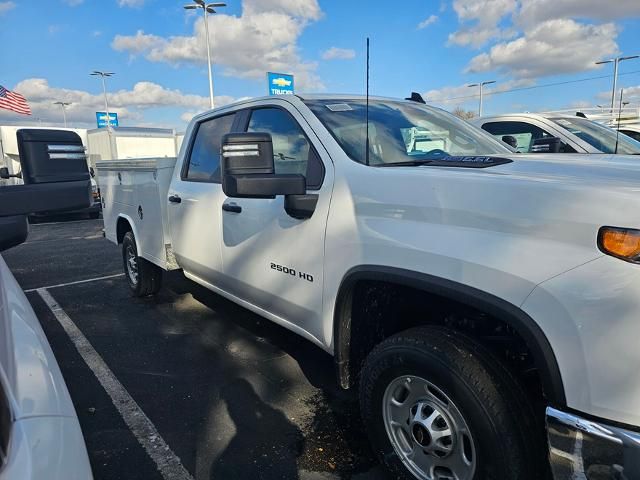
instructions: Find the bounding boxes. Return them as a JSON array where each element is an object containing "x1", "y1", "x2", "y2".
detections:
[
  {"x1": 24, "y1": 273, "x2": 124, "y2": 292},
  {"x1": 37, "y1": 288, "x2": 194, "y2": 480}
]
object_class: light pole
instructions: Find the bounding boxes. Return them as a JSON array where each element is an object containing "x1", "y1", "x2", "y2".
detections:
[
  {"x1": 90, "y1": 71, "x2": 115, "y2": 127},
  {"x1": 468, "y1": 80, "x2": 496, "y2": 117},
  {"x1": 53, "y1": 101, "x2": 71, "y2": 127},
  {"x1": 595, "y1": 55, "x2": 639, "y2": 113},
  {"x1": 184, "y1": 0, "x2": 226, "y2": 109}
]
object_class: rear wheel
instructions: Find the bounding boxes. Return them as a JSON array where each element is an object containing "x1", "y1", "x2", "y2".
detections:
[
  {"x1": 122, "y1": 231, "x2": 162, "y2": 297},
  {"x1": 360, "y1": 326, "x2": 545, "y2": 480}
]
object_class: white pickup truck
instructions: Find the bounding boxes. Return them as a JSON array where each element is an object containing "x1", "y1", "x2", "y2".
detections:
[{"x1": 99, "y1": 94, "x2": 640, "y2": 480}]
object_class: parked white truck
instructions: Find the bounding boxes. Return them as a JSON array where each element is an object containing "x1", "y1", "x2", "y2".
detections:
[{"x1": 99, "y1": 94, "x2": 640, "y2": 480}]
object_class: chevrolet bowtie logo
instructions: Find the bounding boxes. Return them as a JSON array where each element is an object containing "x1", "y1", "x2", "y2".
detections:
[{"x1": 272, "y1": 77, "x2": 292, "y2": 87}]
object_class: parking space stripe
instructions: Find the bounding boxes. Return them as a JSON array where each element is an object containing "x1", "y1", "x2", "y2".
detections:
[
  {"x1": 37, "y1": 288, "x2": 195, "y2": 480},
  {"x1": 24, "y1": 273, "x2": 124, "y2": 292}
]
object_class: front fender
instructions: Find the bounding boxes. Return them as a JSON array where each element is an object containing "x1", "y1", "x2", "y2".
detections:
[{"x1": 522, "y1": 255, "x2": 640, "y2": 428}]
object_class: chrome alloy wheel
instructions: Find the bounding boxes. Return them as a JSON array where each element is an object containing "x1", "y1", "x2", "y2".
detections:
[
  {"x1": 382, "y1": 375, "x2": 476, "y2": 480},
  {"x1": 125, "y1": 245, "x2": 139, "y2": 285}
]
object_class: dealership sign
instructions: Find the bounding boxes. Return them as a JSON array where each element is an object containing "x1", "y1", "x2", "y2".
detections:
[
  {"x1": 96, "y1": 112, "x2": 119, "y2": 128},
  {"x1": 267, "y1": 72, "x2": 294, "y2": 95}
]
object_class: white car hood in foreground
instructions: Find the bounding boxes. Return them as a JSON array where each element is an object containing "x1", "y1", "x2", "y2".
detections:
[
  {"x1": 0, "y1": 255, "x2": 92, "y2": 479},
  {"x1": 0, "y1": 256, "x2": 75, "y2": 419}
]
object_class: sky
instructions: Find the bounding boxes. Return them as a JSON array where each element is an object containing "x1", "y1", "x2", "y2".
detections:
[{"x1": 0, "y1": 0, "x2": 639, "y2": 130}]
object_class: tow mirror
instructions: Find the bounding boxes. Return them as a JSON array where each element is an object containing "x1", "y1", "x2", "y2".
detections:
[
  {"x1": 221, "y1": 132, "x2": 305, "y2": 198},
  {"x1": 531, "y1": 136, "x2": 562, "y2": 153},
  {"x1": 501, "y1": 135, "x2": 518, "y2": 149},
  {"x1": 0, "y1": 129, "x2": 91, "y2": 218}
]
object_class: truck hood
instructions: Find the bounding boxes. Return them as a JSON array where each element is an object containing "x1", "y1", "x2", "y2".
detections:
[
  {"x1": 347, "y1": 151, "x2": 640, "y2": 306},
  {"x1": 496, "y1": 152, "x2": 640, "y2": 186}
]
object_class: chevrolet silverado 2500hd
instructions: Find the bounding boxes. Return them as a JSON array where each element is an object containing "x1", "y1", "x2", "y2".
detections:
[{"x1": 99, "y1": 94, "x2": 640, "y2": 480}]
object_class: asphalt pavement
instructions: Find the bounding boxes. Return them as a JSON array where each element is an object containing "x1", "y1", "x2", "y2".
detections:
[{"x1": 3, "y1": 217, "x2": 384, "y2": 480}]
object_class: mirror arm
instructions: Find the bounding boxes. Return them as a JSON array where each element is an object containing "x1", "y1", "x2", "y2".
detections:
[
  {"x1": 284, "y1": 194, "x2": 318, "y2": 220},
  {"x1": 0, "y1": 167, "x2": 21, "y2": 180}
]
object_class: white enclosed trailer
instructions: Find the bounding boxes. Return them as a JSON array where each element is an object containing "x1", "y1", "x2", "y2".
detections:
[{"x1": 86, "y1": 127, "x2": 177, "y2": 170}]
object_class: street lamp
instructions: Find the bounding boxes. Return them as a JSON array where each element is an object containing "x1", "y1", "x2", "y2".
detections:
[
  {"x1": 53, "y1": 101, "x2": 71, "y2": 128},
  {"x1": 595, "y1": 55, "x2": 639, "y2": 113},
  {"x1": 468, "y1": 80, "x2": 496, "y2": 117},
  {"x1": 184, "y1": 0, "x2": 226, "y2": 109},
  {"x1": 90, "y1": 71, "x2": 115, "y2": 128}
]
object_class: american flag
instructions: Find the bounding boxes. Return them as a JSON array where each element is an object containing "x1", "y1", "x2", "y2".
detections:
[{"x1": 0, "y1": 85, "x2": 31, "y2": 115}]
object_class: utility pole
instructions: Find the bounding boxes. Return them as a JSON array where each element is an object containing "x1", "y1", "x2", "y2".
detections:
[
  {"x1": 53, "y1": 101, "x2": 71, "y2": 127},
  {"x1": 468, "y1": 80, "x2": 496, "y2": 117},
  {"x1": 595, "y1": 55, "x2": 639, "y2": 114},
  {"x1": 184, "y1": 0, "x2": 227, "y2": 109}
]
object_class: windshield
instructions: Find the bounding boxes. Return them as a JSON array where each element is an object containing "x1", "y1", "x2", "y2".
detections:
[
  {"x1": 550, "y1": 117, "x2": 640, "y2": 154},
  {"x1": 305, "y1": 99, "x2": 510, "y2": 165}
]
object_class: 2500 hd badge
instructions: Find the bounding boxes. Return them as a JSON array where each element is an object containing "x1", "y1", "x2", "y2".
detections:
[{"x1": 270, "y1": 262, "x2": 314, "y2": 283}]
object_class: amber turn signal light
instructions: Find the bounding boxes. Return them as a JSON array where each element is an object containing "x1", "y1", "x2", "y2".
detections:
[{"x1": 598, "y1": 227, "x2": 640, "y2": 263}]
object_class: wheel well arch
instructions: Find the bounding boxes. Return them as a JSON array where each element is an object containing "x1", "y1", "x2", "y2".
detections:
[
  {"x1": 116, "y1": 215, "x2": 136, "y2": 245},
  {"x1": 333, "y1": 265, "x2": 566, "y2": 407}
]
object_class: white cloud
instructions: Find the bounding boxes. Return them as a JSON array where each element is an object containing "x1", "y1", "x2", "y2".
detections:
[
  {"x1": 418, "y1": 15, "x2": 438, "y2": 29},
  {"x1": 117, "y1": 0, "x2": 145, "y2": 7},
  {"x1": 63, "y1": 0, "x2": 84, "y2": 6},
  {"x1": 517, "y1": 0, "x2": 640, "y2": 27},
  {"x1": 598, "y1": 85, "x2": 640, "y2": 102},
  {"x1": 424, "y1": 78, "x2": 535, "y2": 104},
  {"x1": 321, "y1": 47, "x2": 355, "y2": 60},
  {"x1": 0, "y1": 1, "x2": 15, "y2": 15},
  {"x1": 48, "y1": 25, "x2": 62, "y2": 35},
  {"x1": 243, "y1": 0, "x2": 321, "y2": 20},
  {"x1": 465, "y1": 19, "x2": 619, "y2": 78},
  {"x1": 111, "y1": 0, "x2": 323, "y2": 90},
  {"x1": 0, "y1": 78, "x2": 233, "y2": 127},
  {"x1": 448, "y1": 0, "x2": 517, "y2": 48},
  {"x1": 92, "y1": 30, "x2": 102, "y2": 37},
  {"x1": 623, "y1": 86, "x2": 640, "y2": 100}
]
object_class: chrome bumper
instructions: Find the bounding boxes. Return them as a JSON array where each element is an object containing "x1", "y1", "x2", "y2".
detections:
[{"x1": 546, "y1": 407, "x2": 640, "y2": 479}]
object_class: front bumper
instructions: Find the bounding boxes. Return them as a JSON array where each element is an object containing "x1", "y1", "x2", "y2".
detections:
[{"x1": 547, "y1": 407, "x2": 640, "y2": 479}]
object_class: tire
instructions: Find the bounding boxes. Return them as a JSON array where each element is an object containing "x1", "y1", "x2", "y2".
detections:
[
  {"x1": 360, "y1": 326, "x2": 546, "y2": 480},
  {"x1": 122, "y1": 231, "x2": 162, "y2": 297}
]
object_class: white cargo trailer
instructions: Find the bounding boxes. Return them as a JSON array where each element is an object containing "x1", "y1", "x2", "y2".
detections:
[{"x1": 86, "y1": 127, "x2": 177, "y2": 170}]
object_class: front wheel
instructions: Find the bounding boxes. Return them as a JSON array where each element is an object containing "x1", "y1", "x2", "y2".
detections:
[
  {"x1": 359, "y1": 326, "x2": 545, "y2": 480},
  {"x1": 122, "y1": 231, "x2": 162, "y2": 297}
]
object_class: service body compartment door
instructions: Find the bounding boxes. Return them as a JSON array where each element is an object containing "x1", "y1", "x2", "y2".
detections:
[{"x1": 220, "y1": 105, "x2": 333, "y2": 341}]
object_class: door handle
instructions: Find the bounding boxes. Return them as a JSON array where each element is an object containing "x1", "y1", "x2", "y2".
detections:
[
  {"x1": 222, "y1": 203, "x2": 242, "y2": 213},
  {"x1": 168, "y1": 194, "x2": 182, "y2": 204}
]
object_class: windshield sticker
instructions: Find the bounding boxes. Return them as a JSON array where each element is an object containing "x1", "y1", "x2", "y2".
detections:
[{"x1": 326, "y1": 103, "x2": 353, "y2": 112}]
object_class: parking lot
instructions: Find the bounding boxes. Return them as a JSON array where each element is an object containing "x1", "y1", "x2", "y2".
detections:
[{"x1": 3, "y1": 217, "x2": 384, "y2": 480}]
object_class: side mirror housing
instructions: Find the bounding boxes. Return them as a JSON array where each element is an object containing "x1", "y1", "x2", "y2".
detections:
[
  {"x1": 17, "y1": 129, "x2": 89, "y2": 184},
  {"x1": 501, "y1": 135, "x2": 518, "y2": 149},
  {"x1": 0, "y1": 129, "x2": 91, "y2": 219},
  {"x1": 531, "y1": 136, "x2": 562, "y2": 153},
  {"x1": 221, "y1": 132, "x2": 305, "y2": 198}
]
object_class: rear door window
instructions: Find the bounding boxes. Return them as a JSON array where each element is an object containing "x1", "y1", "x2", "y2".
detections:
[
  {"x1": 184, "y1": 112, "x2": 236, "y2": 182},
  {"x1": 481, "y1": 121, "x2": 575, "y2": 153}
]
